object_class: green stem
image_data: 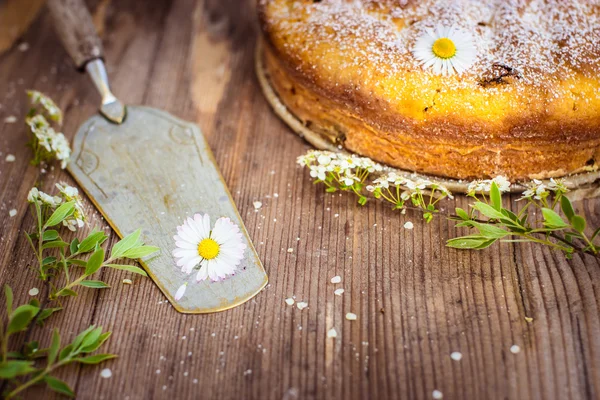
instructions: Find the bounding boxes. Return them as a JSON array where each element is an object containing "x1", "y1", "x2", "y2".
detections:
[{"x1": 6, "y1": 359, "x2": 71, "y2": 399}]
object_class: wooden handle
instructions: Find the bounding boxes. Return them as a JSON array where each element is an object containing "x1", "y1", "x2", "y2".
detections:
[{"x1": 46, "y1": 0, "x2": 103, "y2": 69}]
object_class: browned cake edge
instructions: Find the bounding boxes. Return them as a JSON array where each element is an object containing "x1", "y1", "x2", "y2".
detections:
[
  {"x1": 256, "y1": 38, "x2": 600, "y2": 194},
  {"x1": 263, "y1": 37, "x2": 600, "y2": 181}
]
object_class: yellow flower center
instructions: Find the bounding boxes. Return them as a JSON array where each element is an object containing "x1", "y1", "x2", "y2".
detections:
[
  {"x1": 432, "y1": 38, "x2": 457, "y2": 59},
  {"x1": 197, "y1": 238, "x2": 220, "y2": 260}
]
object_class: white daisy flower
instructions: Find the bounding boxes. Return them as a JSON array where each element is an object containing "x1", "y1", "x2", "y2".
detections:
[
  {"x1": 173, "y1": 213, "x2": 246, "y2": 282},
  {"x1": 412, "y1": 25, "x2": 477, "y2": 76}
]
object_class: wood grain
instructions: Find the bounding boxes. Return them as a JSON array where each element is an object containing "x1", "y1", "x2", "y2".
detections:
[{"x1": 0, "y1": 1, "x2": 599, "y2": 399}]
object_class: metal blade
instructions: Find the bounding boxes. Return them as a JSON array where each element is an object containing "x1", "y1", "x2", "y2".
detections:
[{"x1": 68, "y1": 106, "x2": 267, "y2": 313}]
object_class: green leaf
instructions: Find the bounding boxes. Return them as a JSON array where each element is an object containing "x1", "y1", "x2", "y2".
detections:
[
  {"x1": 542, "y1": 208, "x2": 569, "y2": 229},
  {"x1": 36, "y1": 307, "x2": 63, "y2": 325},
  {"x1": 472, "y1": 202, "x2": 506, "y2": 220},
  {"x1": 5, "y1": 284, "x2": 13, "y2": 314},
  {"x1": 325, "y1": 187, "x2": 337, "y2": 193},
  {"x1": 42, "y1": 240, "x2": 69, "y2": 249},
  {"x1": 70, "y1": 238, "x2": 80, "y2": 255},
  {"x1": 58, "y1": 344, "x2": 73, "y2": 361},
  {"x1": 79, "y1": 327, "x2": 103, "y2": 351},
  {"x1": 560, "y1": 196, "x2": 575, "y2": 222},
  {"x1": 44, "y1": 201, "x2": 75, "y2": 228},
  {"x1": 57, "y1": 288, "x2": 78, "y2": 297},
  {"x1": 44, "y1": 375, "x2": 75, "y2": 397},
  {"x1": 0, "y1": 360, "x2": 36, "y2": 379},
  {"x1": 455, "y1": 207, "x2": 469, "y2": 221},
  {"x1": 7, "y1": 304, "x2": 39, "y2": 334},
  {"x1": 80, "y1": 332, "x2": 111, "y2": 353},
  {"x1": 121, "y1": 246, "x2": 160, "y2": 259},
  {"x1": 357, "y1": 196, "x2": 367, "y2": 206},
  {"x1": 42, "y1": 230, "x2": 59, "y2": 241},
  {"x1": 110, "y1": 229, "x2": 141, "y2": 260},
  {"x1": 104, "y1": 264, "x2": 148, "y2": 277},
  {"x1": 572, "y1": 215, "x2": 586, "y2": 234},
  {"x1": 470, "y1": 222, "x2": 510, "y2": 239},
  {"x1": 447, "y1": 236, "x2": 491, "y2": 249},
  {"x1": 77, "y1": 230, "x2": 108, "y2": 254},
  {"x1": 79, "y1": 280, "x2": 110, "y2": 289},
  {"x1": 6, "y1": 351, "x2": 25, "y2": 359},
  {"x1": 71, "y1": 326, "x2": 96, "y2": 350},
  {"x1": 85, "y1": 247, "x2": 105, "y2": 276},
  {"x1": 42, "y1": 256, "x2": 57, "y2": 266},
  {"x1": 474, "y1": 239, "x2": 498, "y2": 249},
  {"x1": 48, "y1": 329, "x2": 61, "y2": 365},
  {"x1": 67, "y1": 259, "x2": 87, "y2": 267},
  {"x1": 592, "y1": 227, "x2": 600, "y2": 242},
  {"x1": 500, "y1": 208, "x2": 520, "y2": 223},
  {"x1": 75, "y1": 354, "x2": 117, "y2": 365},
  {"x1": 490, "y1": 182, "x2": 502, "y2": 211}
]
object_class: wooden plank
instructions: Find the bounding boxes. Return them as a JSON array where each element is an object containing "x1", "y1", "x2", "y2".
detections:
[{"x1": 0, "y1": 0, "x2": 599, "y2": 399}]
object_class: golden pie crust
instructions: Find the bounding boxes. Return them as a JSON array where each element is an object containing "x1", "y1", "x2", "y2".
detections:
[{"x1": 258, "y1": 0, "x2": 600, "y2": 181}]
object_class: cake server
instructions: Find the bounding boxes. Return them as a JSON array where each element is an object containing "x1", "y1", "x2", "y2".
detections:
[{"x1": 46, "y1": 0, "x2": 267, "y2": 313}]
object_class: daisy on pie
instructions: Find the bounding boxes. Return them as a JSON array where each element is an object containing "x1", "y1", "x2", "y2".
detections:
[
  {"x1": 412, "y1": 25, "x2": 477, "y2": 76},
  {"x1": 173, "y1": 213, "x2": 246, "y2": 282}
]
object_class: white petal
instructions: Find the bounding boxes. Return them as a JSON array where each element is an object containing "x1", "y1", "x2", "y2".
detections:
[
  {"x1": 196, "y1": 264, "x2": 209, "y2": 281},
  {"x1": 175, "y1": 240, "x2": 197, "y2": 250},
  {"x1": 182, "y1": 256, "x2": 201, "y2": 274},
  {"x1": 174, "y1": 283, "x2": 187, "y2": 300}
]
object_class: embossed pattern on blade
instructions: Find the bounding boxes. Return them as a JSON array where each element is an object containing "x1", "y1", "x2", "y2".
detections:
[{"x1": 68, "y1": 106, "x2": 267, "y2": 313}]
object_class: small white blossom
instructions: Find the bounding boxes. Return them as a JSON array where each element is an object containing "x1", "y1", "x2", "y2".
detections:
[
  {"x1": 56, "y1": 183, "x2": 86, "y2": 231},
  {"x1": 547, "y1": 178, "x2": 568, "y2": 193},
  {"x1": 26, "y1": 114, "x2": 71, "y2": 169},
  {"x1": 27, "y1": 187, "x2": 39, "y2": 203},
  {"x1": 28, "y1": 90, "x2": 62, "y2": 124},
  {"x1": 27, "y1": 187, "x2": 62, "y2": 208},
  {"x1": 467, "y1": 176, "x2": 511, "y2": 195}
]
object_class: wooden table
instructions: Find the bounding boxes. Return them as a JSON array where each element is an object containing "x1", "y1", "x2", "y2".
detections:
[{"x1": 1, "y1": 1, "x2": 599, "y2": 399}]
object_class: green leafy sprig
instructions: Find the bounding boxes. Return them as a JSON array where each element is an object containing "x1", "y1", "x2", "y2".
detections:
[
  {"x1": 1, "y1": 286, "x2": 115, "y2": 398},
  {"x1": 448, "y1": 181, "x2": 599, "y2": 258},
  {"x1": 25, "y1": 187, "x2": 157, "y2": 301},
  {"x1": 1, "y1": 91, "x2": 160, "y2": 397}
]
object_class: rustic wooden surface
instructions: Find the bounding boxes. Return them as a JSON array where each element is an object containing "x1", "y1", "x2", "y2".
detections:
[{"x1": 1, "y1": 1, "x2": 599, "y2": 399}]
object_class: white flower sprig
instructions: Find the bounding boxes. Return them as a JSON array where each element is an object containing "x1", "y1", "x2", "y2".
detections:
[
  {"x1": 298, "y1": 150, "x2": 600, "y2": 261},
  {"x1": 297, "y1": 150, "x2": 452, "y2": 221},
  {"x1": 297, "y1": 150, "x2": 383, "y2": 204},
  {"x1": 25, "y1": 91, "x2": 71, "y2": 169},
  {"x1": 28, "y1": 183, "x2": 87, "y2": 231},
  {"x1": 366, "y1": 172, "x2": 453, "y2": 222}
]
